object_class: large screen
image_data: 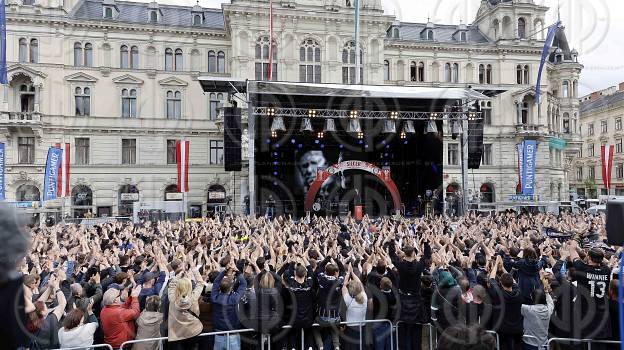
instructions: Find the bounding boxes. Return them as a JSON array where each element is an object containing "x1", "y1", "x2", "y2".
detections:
[{"x1": 255, "y1": 116, "x2": 443, "y2": 218}]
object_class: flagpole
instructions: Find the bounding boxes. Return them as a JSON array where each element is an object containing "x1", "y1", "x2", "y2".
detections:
[{"x1": 354, "y1": 0, "x2": 361, "y2": 84}]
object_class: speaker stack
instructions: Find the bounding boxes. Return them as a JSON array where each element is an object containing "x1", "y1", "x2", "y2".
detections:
[
  {"x1": 468, "y1": 103, "x2": 484, "y2": 169},
  {"x1": 223, "y1": 107, "x2": 242, "y2": 172},
  {"x1": 607, "y1": 200, "x2": 624, "y2": 246}
]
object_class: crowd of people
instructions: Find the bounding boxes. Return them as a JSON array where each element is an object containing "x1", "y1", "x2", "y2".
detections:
[{"x1": 0, "y1": 204, "x2": 621, "y2": 350}]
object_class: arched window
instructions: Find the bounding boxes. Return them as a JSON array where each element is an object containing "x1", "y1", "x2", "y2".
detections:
[
  {"x1": 518, "y1": 18, "x2": 526, "y2": 39},
  {"x1": 16, "y1": 184, "x2": 40, "y2": 202},
  {"x1": 74, "y1": 42, "x2": 83, "y2": 66},
  {"x1": 486, "y1": 64, "x2": 492, "y2": 84},
  {"x1": 427, "y1": 29, "x2": 434, "y2": 40},
  {"x1": 460, "y1": 32, "x2": 467, "y2": 42},
  {"x1": 104, "y1": 7, "x2": 113, "y2": 19},
  {"x1": 563, "y1": 112, "x2": 570, "y2": 133},
  {"x1": 523, "y1": 65, "x2": 529, "y2": 84},
  {"x1": 166, "y1": 90, "x2": 182, "y2": 119},
  {"x1": 84, "y1": 43, "x2": 93, "y2": 67},
  {"x1": 517, "y1": 64, "x2": 529, "y2": 84},
  {"x1": 120, "y1": 45, "x2": 129, "y2": 68},
  {"x1": 452, "y1": 63, "x2": 459, "y2": 83},
  {"x1": 208, "y1": 50, "x2": 216, "y2": 72},
  {"x1": 255, "y1": 36, "x2": 277, "y2": 81},
  {"x1": 121, "y1": 88, "x2": 137, "y2": 118},
  {"x1": 193, "y1": 14, "x2": 202, "y2": 26},
  {"x1": 75, "y1": 87, "x2": 91, "y2": 116},
  {"x1": 341, "y1": 41, "x2": 362, "y2": 84},
  {"x1": 174, "y1": 48, "x2": 183, "y2": 71},
  {"x1": 417, "y1": 62, "x2": 425, "y2": 82},
  {"x1": 383, "y1": 60, "x2": 390, "y2": 81},
  {"x1": 130, "y1": 46, "x2": 139, "y2": 69},
  {"x1": 573, "y1": 80, "x2": 578, "y2": 98},
  {"x1": 444, "y1": 63, "x2": 451, "y2": 82},
  {"x1": 164, "y1": 184, "x2": 181, "y2": 201},
  {"x1": 209, "y1": 93, "x2": 218, "y2": 121},
  {"x1": 217, "y1": 51, "x2": 225, "y2": 73},
  {"x1": 478, "y1": 64, "x2": 485, "y2": 84},
  {"x1": 393, "y1": 27, "x2": 400, "y2": 38},
  {"x1": 149, "y1": 10, "x2": 158, "y2": 23},
  {"x1": 480, "y1": 183, "x2": 495, "y2": 203},
  {"x1": 29, "y1": 39, "x2": 38, "y2": 63},
  {"x1": 520, "y1": 101, "x2": 529, "y2": 124},
  {"x1": 165, "y1": 48, "x2": 173, "y2": 70},
  {"x1": 19, "y1": 38, "x2": 28, "y2": 63},
  {"x1": 516, "y1": 65, "x2": 523, "y2": 84},
  {"x1": 563, "y1": 81, "x2": 570, "y2": 98},
  {"x1": 299, "y1": 39, "x2": 321, "y2": 83}
]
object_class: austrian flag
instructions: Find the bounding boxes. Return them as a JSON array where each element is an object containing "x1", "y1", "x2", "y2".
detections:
[
  {"x1": 176, "y1": 140, "x2": 190, "y2": 193},
  {"x1": 55, "y1": 143, "x2": 70, "y2": 197}
]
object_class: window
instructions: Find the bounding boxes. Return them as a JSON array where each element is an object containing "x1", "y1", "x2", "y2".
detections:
[
  {"x1": 29, "y1": 39, "x2": 38, "y2": 63},
  {"x1": 341, "y1": 41, "x2": 362, "y2": 85},
  {"x1": 299, "y1": 39, "x2": 321, "y2": 83},
  {"x1": 383, "y1": 60, "x2": 390, "y2": 81},
  {"x1": 588, "y1": 166, "x2": 595, "y2": 180},
  {"x1": 479, "y1": 64, "x2": 492, "y2": 84},
  {"x1": 447, "y1": 143, "x2": 459, "y2": 165},
  {"x1": 74, "y1": 42, "x2": 83, "y2": 66},
  {"x1": 217, "y1": 51, "x2": 225, "y2": 73},
  {"x1": 74, "y1": 42, "x2": 93, "y2": 67},
  {"x1": 616, "y1": 117, "x2": 622, "y2": 131},
  {"x1": 481, "y1": 101, "x2": 492, "y2": 125},
  {"x1": 121, "y1": 88, "x2": 137, "y2": 118},
  {"x1": 122, "y1": 139, "x2": 136, "y2": 165},
  {"x1": 616, "y1": 139, "x2": 623, "y2": 154},
  {"x1": 393, "y1": 27, "x2": 400, "y2": 38},
  {"x1": 74, "y1": 87, "x2": 91, "y2": 116},
  {"x1": 165, "y1": 48, "x2": 173, "y2": 70},
  {"x1": 104, "y1": 6, "x2": 113, "y2": 19},
  {"x1": 23, "y1": 0, "x2": 34, "y2": 5},
  {"x1": 19, "y1": 84, "x2": 35, "y2": 112},
  {"x1": 193, "y1": 14, "x2": 202, "y2": 26},
  {"x1": 520, "y1": 102, "x2": 529, "y2": 124},
  {"x1": 563, "y1": 112, "x2": 570, "y2": 133},
  {"x1": 617, "y1": 164, "x2": 624, "y2": 179},
  {"x1": 210, "y1": 140, "x2": 224, "y2": 164},
  {"x1": 601, "y1": 120, "x2": 608, "y2": 134},
  {"x1": 588, "y1": 143, "x2": 595, "y2": 157},
  {"x1": 444, "y1": 63, "x2": 451, "y2": 82},
  {"x1": 130, "y1": 46, "x2": 139, "y2": 69},
  {"x1": 482, "y1": 144, "x2": 492, "y2": 165},
  {"x1": 588, "y1": 123, "x2": 594, "y2": 136},
  {"x1": 18, "y1": 137, "x2": 35, "y2": 164},
  {"x1": 452, "y1": 63, "x2": 459, "y2": 82},
  {"x1": 426, "y1": 29, "x2": 434, "y2": 40},
  {"x1": 576, "y1": 167, "x2": 583, "y2": 181},
  {"x1": 518, "y1": 18, "x2": 526, "y2": 38},
  {"x1": 166, "y1": 90, "x2": 182, "y2": 119},
  {"x1": 255, "y1": 36, "x2": 277, "y2": 81},
  {"x1": 563, "y1": 81, "x2": 569, "y2": 98},
  {"x1": 120, "y1": 45, "x2": 129, "y2": 68},
  {"x1": 167, "y1": 140, "x2": 177, "y2": 165},
  {"x1": 516, "y1": 65, "x2": 530, "y2": 84},
  {"x1": 209, "y1": 93, "x2": 224, "y2": 121},
  {"x1": 84, "y1": 43, "x2": 93, "y2": 67},
  {"x1": 75, "y1": 138, "x2": 90, "y2": 165},
  {"x1": 19, "y1": 38, "x2": 28, "y2": 63},
  {"x1": 174, "y1": 49, "x2": 183, "y2": 71},
  {"x1": 149, "y1": 10, "x2": 158, "y2": 23},
  {"x1": 410, "y1": 61, "x2": 425, "y2": 82},
  {"x1": 460, "y1": 32, "x2": 467, "y2": 42},
  {"x1": 208, "y1": 50, "x2": 216, "y2": 72}
]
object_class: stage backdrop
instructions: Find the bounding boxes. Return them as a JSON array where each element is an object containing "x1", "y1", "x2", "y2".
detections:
[{"x1": 254, "y1": 116, "x2": 443, "y2": 217}]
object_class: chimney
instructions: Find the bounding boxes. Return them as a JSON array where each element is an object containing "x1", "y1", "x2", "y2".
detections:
[
  {"x1": 590, "y1": 92, "x2": 601, "y2": 101},
  {"x1": 619, "y1": 82, "x2": 624, "y2": 92}
]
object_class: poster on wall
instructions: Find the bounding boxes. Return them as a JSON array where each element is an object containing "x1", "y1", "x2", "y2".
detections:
[{"x1": 521, "y1": 140, "x2": 537, "y2": 196}]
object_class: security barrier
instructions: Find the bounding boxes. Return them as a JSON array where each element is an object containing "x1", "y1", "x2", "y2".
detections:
[
  {"x1": 547, "y1": 337, "x2": 621, "y2": 350},
  {"x1": 53, "y1": 345, "x2": 114, "y2": 350},
  {"x1": 118, "y1": 328, "x2": 255, "y2": 350},
  {"x1": 394, "y1": 321, "x2": 435, "y2": 350}
]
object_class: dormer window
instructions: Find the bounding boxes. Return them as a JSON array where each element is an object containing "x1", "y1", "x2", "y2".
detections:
[
  {"x1": 104, "y1": 6, "x2": 113, "y2": 18},
  {"x1": 192, "y1": 13, "x2": 203, "y2": 26},
  {"x1": 149, "y1": 10, "x2": 158, "y2": 23},
  {"x1": 460, "y1": 32, "x2": 467, "y2": 42},
  {"x1": 23, "y1": 0, "x2": 35, "y2": 5},
  {"x1": 426, "y1": 29, "x2": 434, "y2": 40},
  {"x1": 393, "y1": 27, "x2": 400, "y2": 39}
]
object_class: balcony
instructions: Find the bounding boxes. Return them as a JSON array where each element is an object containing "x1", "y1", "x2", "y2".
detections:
[
  {"x1": 515, "y1": 124, "x2": 546, "y2": 137},
  {"x1": 0, "y1": 112, "x2": 42, "y2": 125}
]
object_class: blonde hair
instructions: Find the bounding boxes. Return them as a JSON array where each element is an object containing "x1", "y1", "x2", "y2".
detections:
[
  {"x1": 348, "y1": 279, "x2": 365, "y2": 304},
  {"x1": 175, "y1": 278, "x2": 193, "y2": 302},
  {"x1": 259, "y1": 272, "x2": 275, "y2": 289}
]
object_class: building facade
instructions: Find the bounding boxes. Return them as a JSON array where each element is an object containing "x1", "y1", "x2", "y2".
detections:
[
  {"x1": 1, "y1": 0, "x2": 582, "y2": 219},
  {"x1": 571, "y1": 83, "x2": 624, "y2": 198}
]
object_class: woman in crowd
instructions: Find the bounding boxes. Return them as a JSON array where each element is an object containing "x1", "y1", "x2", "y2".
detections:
[
  {"x1": 521, "y1": 280, "x2": 554, "y2": 350},
  {"x1": 167, "y1": 271, "x2": 204, "y2": 350},
  {"x1": 57, "y1": 300, "x2": 99, "y2": 348},
  {"x1": 26, "y1": 276, "x2": 67, "y2": 349},
  {"x1": 342, "y1": 263, "x2": 368, "y2": 350},
  {"x1": 134, "y1": 295, "x2": 163, "y2": 350}
]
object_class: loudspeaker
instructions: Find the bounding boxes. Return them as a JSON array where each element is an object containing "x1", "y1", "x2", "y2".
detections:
[
  {"x1": 607, "y1": 200, "x2": 624, "y2": 246},
  {"x1": 467, "y1": 103, "x2": 484, "y2": 169},
  {"x1": 223, "y1": 107, "x2": 242, "y2": 172}
]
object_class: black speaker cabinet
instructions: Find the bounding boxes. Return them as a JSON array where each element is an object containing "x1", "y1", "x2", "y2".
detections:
[
  {"x1": 607, "y1": 200, "x2": 624, "y2": 246},
  {"x1": 223, "y1": 107, "x2": 242, "y2": 172}
]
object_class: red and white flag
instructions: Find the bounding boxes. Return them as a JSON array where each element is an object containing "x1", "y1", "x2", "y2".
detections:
[
  {"x1": 176, "y1": 140, "x2": 190, "y2": 193},
  {"x1": 601, "y1": 144, "x2": 614, "y2": 190},
  {"x1": 55, "y1": 143, "x2": 70, "y2": 197}
]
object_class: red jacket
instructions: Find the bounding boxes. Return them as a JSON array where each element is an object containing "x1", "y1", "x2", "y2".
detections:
[{"x1": 101, "y1": 296, "x2": 140, "y2": 348}]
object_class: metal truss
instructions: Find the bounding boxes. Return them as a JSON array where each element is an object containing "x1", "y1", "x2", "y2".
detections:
[{"x1": 253, "y1": 107, "x2": 481, "y2": 120}]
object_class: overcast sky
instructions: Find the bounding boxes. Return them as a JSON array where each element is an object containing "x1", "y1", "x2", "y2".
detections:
[{"x1": 142, "y1": 0, "x2": 624, "y2": 96}]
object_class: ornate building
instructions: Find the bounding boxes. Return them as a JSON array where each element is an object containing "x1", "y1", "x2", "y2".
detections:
[{"x1": 1, "y1": 0, "x2": 582, "y2": 219}]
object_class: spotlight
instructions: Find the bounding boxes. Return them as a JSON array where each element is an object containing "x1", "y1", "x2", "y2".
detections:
[
  {"x1": 426, "y1": 120, "x2": 438, "y2": 134},
  {"x1": 357, "y1": 132, "x2": 364, "y2": 139},
  {"x1": 308, "y1": 109, "x2": 317, "y2": 118},
  {"x1": 324, "y1": 118, "x2": 336, "y2": 132},
  {"x1": 400, "y1": 131, "x2": 406, "y2": 139},
  {"x1": 403, "y1": 120, "x2": 416, "y2": 134},
  {"x1": 300, "y1": 117, "x2": 313, "y2": 132},
  {"x1": 271, "y1": 130, "x2": 277, "y2": 138},
  {"x1": 348, "y1": 118, "x2": 362, "y2": 133},
  {"x1": 270, "y1": 116, "x2": 286, "y2": 132},
  {"x1": 389, "y1": 111, "x2": 399, "y2": 119},
  {"x1": 266, "y1": 107, "x2": 276, "y2": 117},
  {"x1": 317, "y1": 132, "x2": 324, "y2": 139},
  {"x1": 383, "y1": 120, "x2": 396, "y2": 134},
  {"x1": 349, "y1": 110, "x2": 359, "y2": 118}
]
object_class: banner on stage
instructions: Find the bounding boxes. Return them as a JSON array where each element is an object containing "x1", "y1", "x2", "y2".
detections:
[
  {"x1": 43, "y1": 147, "x2": 63, "y2": 201},
  {"x1": 521, "y1": 140, "x2": 537, "y2": 196},
  {"x1": 0, "y1": 142, "x2": 5, "y2": 200}
]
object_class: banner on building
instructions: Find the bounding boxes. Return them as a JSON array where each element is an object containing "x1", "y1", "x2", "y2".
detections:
[
  {"x1": 43, "y1": 147, "x2": 63, "y2": 201},
  {"x1": 55, "y1": 143, "x2": 70, "y2": 197},
  {"x1": 521, "y1": 140, "x2": 537, "y2": 196},
  {"x1": 0, "y1": 142, "x2": 5, "y2": 200},
  {"x1": 535, "y1": 21, "x2": 561, "y2": 105},
  {"x1": 517, "y1": 142, "x2": 524, "y2": 190},
  {"x1": 176, "y1": 140, "x2": 190, "y2": 193},
  {"x1": 601, "y1": 144, "x2": 614, "y2": 190},
  {"x1": 0, "y1": 0, "x2": 7, "y2": 85}
]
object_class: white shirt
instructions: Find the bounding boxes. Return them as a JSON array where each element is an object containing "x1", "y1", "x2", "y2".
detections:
[
  {"x1": 58, "y1": 322, "x2": 98, "y2": 348},
  {"x1": 343, "y1": 292, "x2": 368, "y2": 325}
]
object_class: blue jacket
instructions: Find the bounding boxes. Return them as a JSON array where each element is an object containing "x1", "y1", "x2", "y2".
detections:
[
  {"x1": 504, "y1": 256, "x2": 546, "y2": 300},
  {"x1": 138, "y1": 271, "x2": 166, "y2": 310},
  {"x1": 211, "y1": 271, "x2": 247, "y2": 331}
]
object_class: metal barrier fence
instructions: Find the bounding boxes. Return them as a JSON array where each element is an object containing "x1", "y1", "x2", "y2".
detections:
[
  {"x1": 53, "y1": 345, "x2": 114, "y2": 350},
  {"x1": 118, "y1": 328, "x2": 255, "y2": 350},
  {"x1": 394, "y1": 321, "x2": 435, "y2": 350},
  {"x1": 547, "y1": 337, "x2": 622, "y2": 350}
]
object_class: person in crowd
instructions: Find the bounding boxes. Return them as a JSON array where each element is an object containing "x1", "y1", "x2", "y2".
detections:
[
  {"x1": 212, "y1": 264, "x2": 247, "y2": 350},
  {"x1": 521, "y1": 276, "x2": 554, "y2": 350},
  {"x1": 314, "y1": 253, "x2": 346, "y2": 350},
  {"x1": 342, "y1": 263, "x2": 368, "y2": 350},
  {"x1": 100, "y1": 284, "x2": 142, "y2": 349},
  {"x1": 26, "y1": 276, "x2": 67, "y2": 349},
  {"x1": 167, "y1": 272, "x2": 204, "y2": 350},
  {"x1": 283, "y1": 262, "x2": 315, "y2": 350},
  {"x1": 58, "y1": 303, "x2": 99, "y2": 348},
  {"x1": 504, "y1": 247, "x2": 546, "y2": 301},
  {"x1": 134, "y1": 295, "x2": 164, "y2": 350},
  {"x1": 488, "y1": 257, "x2": 524, "y2": 350},
  {"x1": 369, "y1": 275, "x2": 398, "y2": 350}
]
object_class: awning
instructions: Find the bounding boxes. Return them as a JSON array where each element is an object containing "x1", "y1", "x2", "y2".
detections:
[{"x1": 198, "y1": 76, "x2": 247, "y2": 94}]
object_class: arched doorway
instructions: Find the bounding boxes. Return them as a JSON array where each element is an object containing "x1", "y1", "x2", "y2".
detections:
[
  {"x1": 445, "y1": 183, "x2": 460, "y2": 216},
  {"x1": 164, "y1": 184, "x2": 182, "y2": 201},
  {"x1": 16, "y1": 184, "x2": 40, "y2": 202},
  {"x1": 207, "y1": 184, "x2": 227, "y2": 217},
  {"x1": 480, "y1": 183, "x2": 495, "y2": 203},
  {"x1": 118, "y1": 185, "x2": 139, "y2": 217},
  {"x1": 72, "y1": 185, "x2": 93, "y2": 218}
]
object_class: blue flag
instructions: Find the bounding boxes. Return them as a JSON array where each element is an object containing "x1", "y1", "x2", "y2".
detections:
[
  {"x1": 0, "y1": 142, "x2": 5, "y2": 200},
  {"x1": 535, "y1": 21, "x2": 561, "y2": 105},
  {"x1": 521, "y1": 140, "x2": 537, "y2": 196},
  {"x1": 43, "y1": 147, "x2": 63, "y2": 201},
  {"x1": 0, "y1": 0, "x2": 7, "y2": 85}
]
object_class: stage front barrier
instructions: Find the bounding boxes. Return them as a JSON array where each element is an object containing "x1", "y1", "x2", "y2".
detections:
[
  {"x1": 52, "y1": 344, "x2": 114, "y2": 350},
  {"x1": 547, "y1": 337, "x2": 621, "y2": 350},
  {"x1": 394, "y1": 321, "x2": 435, "y2": 350},
  {"x1": 486, "y1": 330, "x2": 500, "y2": 350},
  {"x1": 118, "y1": 328, "x2": 256, "y2": 350}
]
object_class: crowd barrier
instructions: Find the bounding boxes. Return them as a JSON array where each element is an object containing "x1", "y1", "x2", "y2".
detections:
[
  {"x1": 394, "y1": 321, "x2": 436, "y2": 350},
  {"x1": 118, "y1": 328, "x2": 255, "y2": 350},
  {"x1": 547, "y1": 337, "x2": 621, "y2": 350},
  {"x1": 53, "y1": 344, "x2": 114, "y2": 350}
]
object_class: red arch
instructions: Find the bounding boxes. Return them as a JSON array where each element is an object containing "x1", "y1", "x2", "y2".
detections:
[{"x1": 304, "y1": 161, "x2": 402, "y2": 214}]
